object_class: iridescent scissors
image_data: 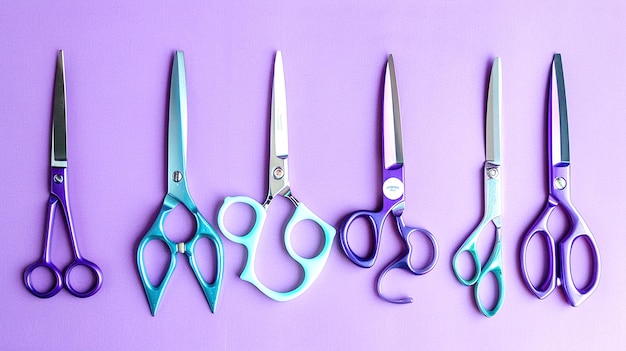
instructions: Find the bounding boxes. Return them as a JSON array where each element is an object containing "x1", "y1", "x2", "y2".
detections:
[
  {"x1": 217, "y1": 51, "x2": 336, "y2": 302},
  {"x1": 24, "y1": 50, "x2": 103, "y2": 298},
  {"x1": 137, "y1": 51, "x2": 224, "y2": 315},
  {"x1": 339, "y1": 54, "x2": 438, "y2": 304},
  {"x1": 452, "y1": 58, "x2": 504, "y2": 317},
  {"x1": 520, "y1": 54, "x2": 600, "y2": 306}
]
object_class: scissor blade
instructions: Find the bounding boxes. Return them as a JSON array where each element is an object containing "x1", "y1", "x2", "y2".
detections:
[
  {"x1": 550, "y1": 54, "x2": 570, "y2": 166},
  {"x1": 271, "y1": 51, "x2": 288, "y2": 159},
  {"x1": 383, "y1": 54, "x2": 403, "y2": 170},
  {"x1": 486, "y1": 57, "x2": 502, "y2": 165},
  {"x1": 168, "y1": 51, "x2": 188, "y2": 185},
  {"x1": 51, "y1": 50, "x2": 67, "y2": 167}
]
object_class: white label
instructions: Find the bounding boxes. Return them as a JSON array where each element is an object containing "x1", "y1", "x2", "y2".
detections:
[{"x1": 383, "y1": 177, "x2": 404, "y2": 200}]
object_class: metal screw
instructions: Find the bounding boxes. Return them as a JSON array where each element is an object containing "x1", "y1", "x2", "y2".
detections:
[
  {"x1": 554, "y1": 177, "x2": 567, "y2": 190},
  {"x1": 172, "y1": 171, "x2": 183, "y2": 183},
  {"x1": 53, "y1": 174, "x2": 64, "y2": 183},
  {"x1": 487, "y1": 167, "x2": 499, "y2": 179},
  {"x1": 273, "y1": 167, "x2": 284, "y2": 180}
]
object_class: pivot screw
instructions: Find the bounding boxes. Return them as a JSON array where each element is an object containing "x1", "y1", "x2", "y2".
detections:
[
  {"x1": 172, "y1": 171, "x2": 183, "y2": 183},
  {"x1": 487, "y1": 167, "x2": 499, "y2": 179},
  {"x1": 554, "y1": 177, "x2": 567, "y2": 190},
  {"x1": 273, "y1": 167, "x2": 284, "y2": 180},
  {"x1": 53, "y1": 174, "x2": 64, "y2": 183}
]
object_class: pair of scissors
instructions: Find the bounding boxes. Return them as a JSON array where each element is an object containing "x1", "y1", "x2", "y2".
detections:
[
  {"x1": 136, "y1": 51, "x2": 224, "y2": 315},
  {"x1": 452, "y1": 58, "x2": 504, "y2": 317},
  {"x1": 339, "y1": 54, "x2": 439, "y2": 304},
  {"x1": 24, "y1": 50, "x2": 103, "y2": 298},
  {"x1": 520, "y1": 54, "x2": 600, "y2": 306},
  {"x1": 217, "y1": 51, "x2": 336, "y2": 302}
]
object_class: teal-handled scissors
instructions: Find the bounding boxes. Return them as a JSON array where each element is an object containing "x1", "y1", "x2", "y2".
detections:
[
  {"x1": 217, "y1": 51, "x2": 336, "y2": 302},
  {"x1": 452, "y1": 58, "x2": 504, "y2": 317},
  {"x1": 136, "y1": 51, "x2": 224, "y2": 315}
]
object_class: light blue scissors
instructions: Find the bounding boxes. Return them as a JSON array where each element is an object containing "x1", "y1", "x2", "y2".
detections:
[
  {"x1": 452, "y1": 58, "x2": 504, "y2": 317},
  {"x1": 136, "y1": 51, "x2": 224, "y2": 315},
  {"x1": 217, "y1": 51, "x2": 336, "y2": 301}
]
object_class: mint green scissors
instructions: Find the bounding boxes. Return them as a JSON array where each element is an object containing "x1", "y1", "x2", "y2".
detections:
[
  {"x1": 217, "y1": 51, "x2": 336, "y2": 301},
  {"x1": 136, "y1": 51, "x2": 224, "y2": 315},
  {"x1": 452, "y1": 58, "x2": 504, "y2": 317}
]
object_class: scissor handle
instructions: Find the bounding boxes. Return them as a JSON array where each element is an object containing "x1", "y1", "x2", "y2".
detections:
[
  {"x1": 218, "y1": 196, "x2": 336, "y2": 301},
  {"x1": 339, "y1": 210, "x2": 385, "y2": 268},
  {"x1": 137, "y1": 196, "x2": 224, "y2": 315},
  {"x1": 24, "y1": 260, "x2": 63, "y2": 298},
  {"x1": 452, "y1": 218, "x2": 495, "y2": 286},
  {"x1": 376, "y1": 218, "x2": 438, "y2": 304},
  {"x1": 520, "y1": 202, "x2": 557, "y2": 300},
  {"x1": 473, "y1": 235, "x2": 504, "y2": 317},
  {"x1": 521, "y1": 201, "x2": 601, "y2": 306}
]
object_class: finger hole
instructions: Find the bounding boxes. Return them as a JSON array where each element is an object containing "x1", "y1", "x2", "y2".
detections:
[
  {"x1": 290, "y1": 220, "x2": 325, "y2": 259},
  {"x1": 192, "y1": 236, "x2": 217, "y2": 284},
  {"x1": 570, "y1": 235, "x2": 597, "y2": 292},
  {"x1": 407, "y1": 230, "x2": 437, "y2": 272},
  {"x1": 453, "y1": 251, "x2": 479, "y2": 284},
  {"x1": 219, "y1": 201, "x2": 257, "y2": 238},
  {"x1": 475, "y1": 272, "x2": 501, "y2": 315},
  {"x1": 342, "y1": 215, "x2": 376, "y2": 261},
  {"x1": 523, "y1": 231, "x2": 553, "y2": 292},
  {"x1": 142, "y1": 239, "x2": 171, "y2": 287},
  {"x1": 25, "y1": 264, "x2": 61, "y2": 296},
  {"x1": 65, "y1": 263, "x2": 102, "y2": 296}
]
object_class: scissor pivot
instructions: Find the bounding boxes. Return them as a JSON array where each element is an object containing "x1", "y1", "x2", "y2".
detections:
[
  {"x1": 53, "y1": 174, "x2": 64, "y2": 183},
  {"x1": 172, "y1": 171, "x2": 183, "y2": 183},
  {"x1": 272, "y1": 167, "x2": 284, "y2": 180},
  {"x1": 554, "y1": 177, "x2": 567, "y2": 190},
  {"x1": 487, "y1": 167, "x2": 499, "y2": 179}
]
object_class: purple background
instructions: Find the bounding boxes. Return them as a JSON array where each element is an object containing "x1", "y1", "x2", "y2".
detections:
[{"x1": 1, "y1": 1, "x2": 624, "y2": 349}]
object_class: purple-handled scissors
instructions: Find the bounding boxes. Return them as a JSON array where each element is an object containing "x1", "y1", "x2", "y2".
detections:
[
  {"x1": 24, "y1": 51, "x2": 103, "y2": 298},
  {"x1": 520, "y1": 54, "x2": 600, "y2": 306},
  {"x1": 339, "y1": 55, "x2": 438, "y2": 304}
]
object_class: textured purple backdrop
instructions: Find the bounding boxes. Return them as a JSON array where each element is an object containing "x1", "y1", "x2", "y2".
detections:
[{"x1": 1, "y1": 1, "x2": 624, "y2": 349}]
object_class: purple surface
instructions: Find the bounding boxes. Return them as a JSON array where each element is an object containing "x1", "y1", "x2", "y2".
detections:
[{"x1": 1, "y1": 1, "x2": 624, "y2": 350}]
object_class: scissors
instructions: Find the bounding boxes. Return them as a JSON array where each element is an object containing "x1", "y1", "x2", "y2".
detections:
[
  {"x1": 136, "y1": 51, "x2": 224, "y2": 315},
  {"x1": 217, "y1": 51, "x2": 336, "y2": 302},
  {"x1": 520, "y1": 54, "x2": 600, "y2": 306},
  {"x1": 451, "y1": 58, "x2": 504, "y2": 317},
  {"x1": 23, "y1": 50, "x2": 103, "y2": 298},
  {"x1": 339, "y1": 54, "x2": 438, "y2": 304}
]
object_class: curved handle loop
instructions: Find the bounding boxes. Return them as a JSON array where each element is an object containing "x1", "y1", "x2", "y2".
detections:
[
  {"x1": 399, "y1": 221, "x2": 438, "y2": 275},
  {"x1": 520, "y1": 203, "x2": 557, "y2": 300},
  {"x1": 186, "y1": 211, "x2": 224, "y2": 313},
  {"x1": 474, "y1": 235, "x2": 504, "y2": 317},
  {"x1": 376, "y1": 222, "x2": 438, "y2": 304},
  {"x1": 217, "y1": 196, "x2": 266, "y2": 245},
  {"x1": 24, "y1": 260, "x2": 63, "y2": 298},
  {"x1": 64, "y1": 258, "x2": 103, "y2": 298},
  {"x1": 137, "y1": 204, "x2": 178, "y2": 316},
  {"x1": 452, "y1": 221, "x2": 488, "y2": 286},
  {"x1": 559, "y1": 218, "x2": 601, "y2": 307},
  {"x1": 218, "y1": 196, "x2": 336, "y2": 301},
  {"x1": 339, "y1": 210, "x2": 385, "y2": 268}
]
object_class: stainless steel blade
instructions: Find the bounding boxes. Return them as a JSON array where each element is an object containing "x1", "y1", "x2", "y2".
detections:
[
  {"x1": 168, "y1": 51, "x2": 188, "y2": 186},
  {"x1": 383, "y1": 54, "x2": 403, "y2": 170},
  {"x1": 486, "y1": 57, "x2": 502, "y2": 165},
  {"x1": 551, "y1": 54, "x2": 570, "y2": 166},
  {"x1": 51, "y1": 50, "x2": 67, "y2": 167}
]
